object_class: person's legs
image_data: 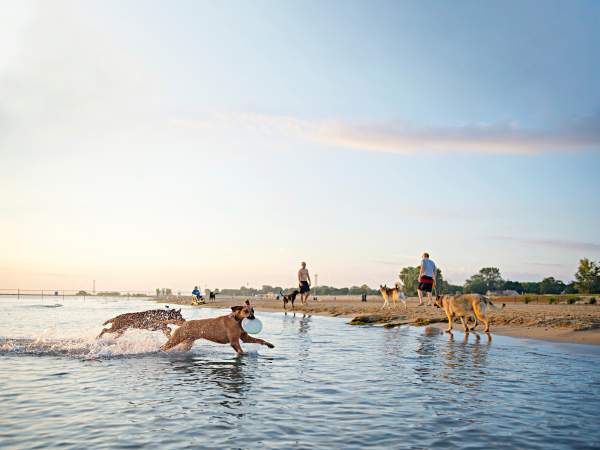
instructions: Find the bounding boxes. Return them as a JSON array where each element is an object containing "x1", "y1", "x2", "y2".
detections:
[
  {"x1": 417, "y1": 288, "x2": 424, "y2": 305},
  {"x1": 426, "y1": 291, "x2": 433, "y2": 306}
]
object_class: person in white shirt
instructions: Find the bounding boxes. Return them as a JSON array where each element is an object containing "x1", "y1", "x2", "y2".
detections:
[{"x1": 418, "y1": 252, "x2": 436, "y2": 306}]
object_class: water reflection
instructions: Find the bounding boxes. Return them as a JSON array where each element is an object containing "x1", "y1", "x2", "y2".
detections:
[{"x1": 441, "y1": 332, "x2": 491, "y2": 387}]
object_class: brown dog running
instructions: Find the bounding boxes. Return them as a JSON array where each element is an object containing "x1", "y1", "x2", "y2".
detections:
[
  {"x1": 97, "y1": 308, "x2": 185, "y2": 339},
  {"x1": 434, "y1": 294, "x2": 503, "y2": 333},
  {"x1": 160, "y1": 300, "x2": 274, "y2": 355}
]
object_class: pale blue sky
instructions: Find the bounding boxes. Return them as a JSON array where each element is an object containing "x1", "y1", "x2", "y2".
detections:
[{"x1": 1, "y1": 0, "x2": 599, "y2": 290}]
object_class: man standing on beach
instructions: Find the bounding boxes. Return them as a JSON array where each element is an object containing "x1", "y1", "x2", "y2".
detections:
[
  {"x1": 417, "y1": 253, "x2": 436, "y2": 306},
  {"x1": 298, "y1": 262, "x2": 311, "y2": 305}
]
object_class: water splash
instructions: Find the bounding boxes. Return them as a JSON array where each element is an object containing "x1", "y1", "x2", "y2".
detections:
[{"x1": 0, "y1": 330, "x2": 166, "y2": 359}]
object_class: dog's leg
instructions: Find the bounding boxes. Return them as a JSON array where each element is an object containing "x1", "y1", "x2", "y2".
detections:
[
  {"x1": 240, "y1": 333, "x2": 275, "y2": 348},
  {"x1": 470, "y1": 316, "x2": 479, "y2": 331},
  {"x1": 445, "y1": 312, "x2": 454, "y2": 332},
  {"x1": 473, "y1": 303, "x2": 490, "y2": 333},
  {"x1": 97, "y1": 328, "x2": 111, "y2": 339},
  {"x1": 161, "y1": 325, "x2": 171, "y2": 337},
  {"x1": 161, "y1": 335, "x2": 183, "y2": 351},
  {"x1": 230, "y1": 339, "x2": 244, "y2": 355},
  {"x1": 459, "y1": 316, "x2": 469, "y2": 333},
  {"x1": 178, "y1": 339, "x2": 195, "y2": 352}
]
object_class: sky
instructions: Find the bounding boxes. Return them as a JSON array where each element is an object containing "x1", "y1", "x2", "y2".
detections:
[{"x1": 1, "y1": 0, "x2": 599, "y2": 292}]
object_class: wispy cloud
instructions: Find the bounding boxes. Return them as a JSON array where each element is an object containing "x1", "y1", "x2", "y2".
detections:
[
  {"x1": 492, "y1": 236, "x2": 600, "y2": 252},
  {"x1": 178, "y1": 112, "x2": 600, "y2": 155}
]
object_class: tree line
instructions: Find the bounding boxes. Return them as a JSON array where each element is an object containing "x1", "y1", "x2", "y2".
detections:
[{"x1": 151, "y1": 258, "x2": 600, "y2": 298}]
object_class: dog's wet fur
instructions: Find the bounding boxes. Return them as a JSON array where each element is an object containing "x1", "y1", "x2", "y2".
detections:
[
  {"x1": 160, "y1": 300, "x2": 274, "y2": 355},
  {"x1": 280, "y1": 290, "x2": 300, "y2": 311},
  {"x1": 434, "y1": 294, "x2": 504, "y2": 333},
  {"x1": 98, "y1": 308, "x2": 185, "y2": 339}
]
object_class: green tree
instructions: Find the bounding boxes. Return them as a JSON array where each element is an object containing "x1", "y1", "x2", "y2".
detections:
[
  {"x1": 464, "y1": 267, "x2": 504, "y2": 294},
  {"x1": 521, "y1": 282, "x2": 540, "y2": 294},
  {"x1": 399, "y1": 266, "x2": 420, "y2": 296},
  {"x1": 539, "y1": 277, "x2": 566, "y2": 295},
  {"x1": 574, "y1": 258, "x2": 600, "y2": 294}
]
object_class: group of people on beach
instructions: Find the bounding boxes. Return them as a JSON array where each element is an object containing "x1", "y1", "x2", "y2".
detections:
[{"x1": 190, "y1": 253, "x2": 437, "y2": 306}]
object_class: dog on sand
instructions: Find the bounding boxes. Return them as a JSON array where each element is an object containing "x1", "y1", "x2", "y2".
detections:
[
  {"x1": 434, "y1": 294, "x2": 504, "y2": 333},
  {"x1": 97, "y1": 308, "x2": 185, "y2": 339},
  {"x1": 379, "y1": 283, "x2": 407, "y2": 309},
  {"x1": 160, "y1": 300, "x2": 274, "y2": 355},
  {"x1": 208, "y1": 291, "x2": 218, "y2": 302},
  {"x1": 280, "y1": 289, "x2": 300, "y2": 311}
]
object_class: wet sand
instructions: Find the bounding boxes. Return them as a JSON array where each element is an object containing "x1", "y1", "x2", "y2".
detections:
[{"x1": 155, "y1": 295, "x2": 600, "y2": 345}]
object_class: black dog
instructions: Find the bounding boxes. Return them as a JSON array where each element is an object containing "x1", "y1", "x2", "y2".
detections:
[
  {"x1": 280, "y1": 289, "x2": 300, "y2": 311},
  {"x1": 209, "y1": 291, "x2": 218, "y2": 302}
]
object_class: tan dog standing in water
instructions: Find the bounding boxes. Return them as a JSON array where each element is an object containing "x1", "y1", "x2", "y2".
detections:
[
  {"x1": 379, "y1": 283, "x2": 407, "y2": 309},
  {"x1": 160, "y1": 300, "x2": 274, "y2": 355},
  {"x1": 434, "y1": 294, "x2": 503, "y2": 333}
]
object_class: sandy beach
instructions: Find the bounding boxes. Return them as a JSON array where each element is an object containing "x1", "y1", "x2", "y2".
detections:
[{"x1": 155, "y1": 294, "x2": 600, "y2": 345}]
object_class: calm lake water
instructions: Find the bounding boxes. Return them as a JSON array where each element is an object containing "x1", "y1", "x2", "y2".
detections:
[{"x1": 1, "y1": 296, "x2": 599, "y2": 449}]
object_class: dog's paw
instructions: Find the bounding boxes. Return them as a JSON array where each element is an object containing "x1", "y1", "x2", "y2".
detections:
[{"x1": 266, "y1": 343, "x2": 275, "y2": 349}]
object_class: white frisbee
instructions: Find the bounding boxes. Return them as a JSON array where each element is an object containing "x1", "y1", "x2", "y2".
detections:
[{"x1": 242, "y1": 317, "x2": 263, "y2": 335}]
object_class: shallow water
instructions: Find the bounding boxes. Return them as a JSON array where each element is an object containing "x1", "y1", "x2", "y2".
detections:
[{"x1": 1, "y1": 296, "x2": 599, "y2": 449}]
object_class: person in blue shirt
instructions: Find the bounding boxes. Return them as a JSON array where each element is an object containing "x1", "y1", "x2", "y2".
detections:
[
  {"x1": 192, "y1": 286, "x2": 203, "y2": 302},
  {"x1": 417, "y1": 252, "x2": 437, "y2": 306}
]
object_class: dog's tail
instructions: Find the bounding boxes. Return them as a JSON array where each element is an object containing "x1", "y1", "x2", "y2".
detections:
[
  {"x1": 483, "y1": 296, "x2": 505, "y2": 310},
  {"x1": 102, "y1": 318, "x2": 113, "y2": 325}
]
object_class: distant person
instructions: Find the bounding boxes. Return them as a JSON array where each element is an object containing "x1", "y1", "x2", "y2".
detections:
[
  {"x1": 192, "y1": 286, "x2": 203, "y2": 302},
  {"x1": 418, "y1": 252, "x2": 436, "y2": 306},
  {"x1": 298, "y1": 262, "x2": 311, "y2": 305}
]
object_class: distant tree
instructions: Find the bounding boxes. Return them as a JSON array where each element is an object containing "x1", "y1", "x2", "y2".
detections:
[
  {"x1": 521, "y1": 282, "x2": 541, "y2": 294},
  {"x1": 434, "y1": 268, "x2": 444, "y2": 293},
  {"x1": 165, "y1": 288, "x2": 172, "y2": 296},
  {"x1": 76, "y1": 290, "x2": 90, "y2": 296},
  {"x1": 399, "y1": 266, "x2": 420, "y2": 296},
  {"x1": 575, "y1": 258, "x2": 600, "y2": 294},
  {"x1": 539, "y1": 277, "x2": 566, "y2": 295},
  {"x1": 155, "y1": 288, "x2": 160, "y2": 297},
  {"x1": 443, "y1": 282, "x2": 463, "y2": 295},
  {"x1": 464, "y1": 267, "x2": 503, "y2": 294},
  {"x1": 463, "y1": 274, "x2": 487, "y2": 294},
  {"x1": 563, "y1": 282, "x2": 577, "y2": 294}
]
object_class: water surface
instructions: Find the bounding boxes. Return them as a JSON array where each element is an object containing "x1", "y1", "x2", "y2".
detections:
[{"x1": 1, "y1": 296, "x2": 599, "y2": 449}]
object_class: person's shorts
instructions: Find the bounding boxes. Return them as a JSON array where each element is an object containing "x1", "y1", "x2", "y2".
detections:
[
  {"x1": 299, "y1": 281, "x2": 310, "y2": 293},
  {"x1": 418, "y1": 276, "x2": 434, "y2": 292}
]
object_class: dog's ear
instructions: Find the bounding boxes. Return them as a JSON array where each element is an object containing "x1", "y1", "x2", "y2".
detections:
[
  {"x1": 177, "y1": 308, "x2": 181, "y2": 313},
  {"x1": 245, "y1": 299, "x2": 251, "y2": 306},
  {"x1": 231, "y1": 306, "x2": 243, "y2": 312}
]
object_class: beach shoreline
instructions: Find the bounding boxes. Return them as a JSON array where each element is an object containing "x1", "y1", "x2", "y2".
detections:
[{"x1": 151, "y1": 295, "x2": 600, "y2": 345}]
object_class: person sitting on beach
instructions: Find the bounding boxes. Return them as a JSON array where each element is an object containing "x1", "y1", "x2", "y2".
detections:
[
  {"x1": 192, "y1": 286, "x2": 204, "y2": 303},
  {"x1": 298, "y1": 261, "x2": 311, "y2": 305},
  {"x1": 417, "y1": 252, "x2": 436, "y2": 306}
]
